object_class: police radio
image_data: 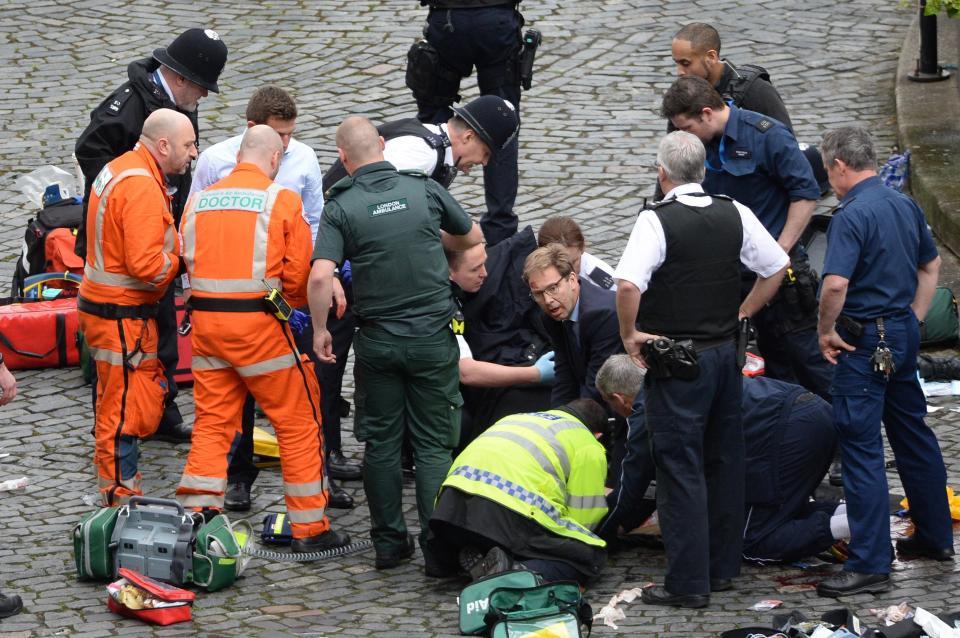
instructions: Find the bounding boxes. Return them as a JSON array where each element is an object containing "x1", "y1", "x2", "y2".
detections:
[{"x1": 519, "y1": 29, "x2": 541, "y2": 91}]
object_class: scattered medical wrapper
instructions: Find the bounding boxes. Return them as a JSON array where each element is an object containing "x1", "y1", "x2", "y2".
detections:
[{"x1": 593, "y1": 587, "x2": 647, "y2": 630}]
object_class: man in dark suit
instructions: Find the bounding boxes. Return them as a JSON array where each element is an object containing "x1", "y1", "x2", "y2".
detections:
[{"x1": 523, "y1": 244, "x2": 623, "y2": 405}]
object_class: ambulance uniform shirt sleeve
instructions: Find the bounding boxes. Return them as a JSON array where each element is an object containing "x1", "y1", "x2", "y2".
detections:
[
  {"x1": 384, "y1": 135, "x2": 441, "y2": 176},
  {"x1": 613, "y1": 210, "x2": 666, "y2": 293},
  {"x1": 427, "y1": 179, "x2": 473, "y2": 236},
  {"x1": 312, "y1": 201, "x2": 346, "y2": 265},
  {"x1": 734, "y1": 200, "x2": 789, "y2": 278}
]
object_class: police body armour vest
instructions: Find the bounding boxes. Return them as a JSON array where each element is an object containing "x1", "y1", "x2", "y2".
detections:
[{"x1": 638, "y1": 196, "x2": 743, "y2": 340}]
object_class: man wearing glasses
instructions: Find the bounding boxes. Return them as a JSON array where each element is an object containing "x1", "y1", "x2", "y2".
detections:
[
  {"x1": 660, "y1": 76, "x2": 829, "y2": 402},
  {"x1": 522, "y1": 244, "x2": 622, "y2": 406}
]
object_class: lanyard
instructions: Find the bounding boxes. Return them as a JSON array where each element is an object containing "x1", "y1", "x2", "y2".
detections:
[{"x1": 705, "y1": 135, "x2": 727, "y2": 172}]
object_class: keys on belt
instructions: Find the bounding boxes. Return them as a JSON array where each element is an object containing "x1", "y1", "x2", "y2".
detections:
[{"x1": 871, "y1": 317, "x2": 895, "y2": 378}]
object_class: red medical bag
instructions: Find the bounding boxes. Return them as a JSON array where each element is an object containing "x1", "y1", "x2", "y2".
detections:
[{"x1": 0, "y1": 297, "x2": 79, "y2": 369}]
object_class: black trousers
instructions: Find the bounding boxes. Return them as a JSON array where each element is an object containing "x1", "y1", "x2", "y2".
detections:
[
  {"x1": 742, "y1": 393, "x2": 837, "y2": 563},
  {"x1": 647, "y1": 342, "x2": 744, "y2": 596},
  {"x1": 419, "y1": 5, "x2": 522, "y2": 247}
]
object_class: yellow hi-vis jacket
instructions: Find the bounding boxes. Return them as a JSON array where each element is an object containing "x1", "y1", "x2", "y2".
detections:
[{"x1": 441, "y1": 409, "x2": 608, "y2": 548}]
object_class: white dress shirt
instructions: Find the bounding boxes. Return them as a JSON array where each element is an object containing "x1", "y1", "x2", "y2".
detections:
[
  {"x1": 614, "y1": 183, "x2": 788, "y2": 292},
  {"x1": 191, "y1": 129, "x2": 325, "y2": 239},
  {"x1": 382, "y1": 123, "x2": 454, "y2": 176}
]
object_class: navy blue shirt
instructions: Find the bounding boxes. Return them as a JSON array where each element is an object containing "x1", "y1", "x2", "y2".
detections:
[
  {"x1": 822, "y1": 176, "x2": 937, "y2": 320},
  {"x1": 701, "y1": 105, "x2": 820, "y2": 239}
]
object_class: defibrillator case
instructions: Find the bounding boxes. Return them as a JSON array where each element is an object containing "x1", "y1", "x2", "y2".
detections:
[
  {"x1": 112, "y1": 496, "x2": 199, "y2": 586},
  {"x1": 73, "y1": 506, "x2": 120, "y2": 580}
]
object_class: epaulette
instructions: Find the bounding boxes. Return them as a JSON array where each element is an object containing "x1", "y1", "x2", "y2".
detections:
[
  {"x1": 744, "y1": 112, "x2": 775, "y2": 133},
  {"x1": 398, "y1": 169, "x2": 428, "y2": 178},
  {"x1": 105, "y1": 85, "x2": 135, "y2": 116},
  {"x1": 324, "y1": 175, "x2": 354, "y2": 199}
]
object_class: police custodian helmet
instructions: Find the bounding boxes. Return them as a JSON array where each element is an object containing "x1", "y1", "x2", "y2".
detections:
[
  {"x1": 153, "y1": 28, "x2": 228, "y2": 93},
  {"x1": 451, "y1": 95, "x2": 520, "y2": 157}
]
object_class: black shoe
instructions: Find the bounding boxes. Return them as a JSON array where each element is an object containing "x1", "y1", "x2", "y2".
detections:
[
  {"x1": 327, "y1": 478, "x2": 354, "y2": 510},
  {"x1": 327, "y1": 450, "x2": 362, "y2": 480},
  {"x1": 816, "y1": 571, "x2": 890, "y2": 597},
  {"x1": 468, "y1": 546, "x2": 513, "y2": 581},
  {"x1": 375, "y1": 533, "x2": 416, "y2": 570},
  {"x1": 149, "y1": 420, "x2": 193, "y2": 444},
  {"x1": 641, "y1": 585, "x2": 709, "y2": 609},
  {"x1": 896, "y1": 537, "x2": 955, "y2": 561},
  {"x1": 422, "y1": 542, "x2": 459, "y2": 578},
  {"x1": 291, "y1": 529, "x2": 352, "y2": 554},
  {"x1": 829, "y1": 460, "x2": 843, "y2": 486},
  {"x1": 224, "y1": 482, "x2": 251, "y2": 511},
  {"x1": 0, "y1": 592, "x2": 22, "y2": 619},
  {"x1": 710, "y1": 579, "x2": 733, "y2": 592}
]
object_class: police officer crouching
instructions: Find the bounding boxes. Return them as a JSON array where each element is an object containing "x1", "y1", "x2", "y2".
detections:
[{"x1": 614, "y1": 131, "x2": 788, "y2": 607}]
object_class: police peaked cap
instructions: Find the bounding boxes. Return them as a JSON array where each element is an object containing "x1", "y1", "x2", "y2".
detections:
[
  {"x1": 451, "y1": 96, "x2": 519, "y2": 157},
  {"x1": 153, "y1": 28, "x2": 228, "y2": 93}
]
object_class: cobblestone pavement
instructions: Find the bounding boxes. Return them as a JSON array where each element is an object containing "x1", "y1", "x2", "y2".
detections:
[{"x1": 1, "y1": 1, "x2": 958, "y2": 636}]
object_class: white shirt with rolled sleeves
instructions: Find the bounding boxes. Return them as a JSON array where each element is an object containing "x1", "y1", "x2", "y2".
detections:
[
  {"x1": 614, "y1": 183, "x2": 788, "y2": 291},
  {"x1": 190, "y1": 130, "x2": 325, "y2": 239},
  {"x1": 382, "y1": 123, "x2": 454, "y2": 176}
]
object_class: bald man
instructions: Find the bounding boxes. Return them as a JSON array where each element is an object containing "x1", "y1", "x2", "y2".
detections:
[
  {"x1": 309, "y1": 116, "x2": 482, "y2": 572},
  {"x1": 79, "y1": 108, "x2": 193, "y2": 505},
  {"x1": 176, "y1": 125, "x2": 350, "y2": 550}
]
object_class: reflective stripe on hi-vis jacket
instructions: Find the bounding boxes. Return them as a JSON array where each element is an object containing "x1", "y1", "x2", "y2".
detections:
[{"x1": 181, "y1": 183, "x2": 285, "y2": 295}]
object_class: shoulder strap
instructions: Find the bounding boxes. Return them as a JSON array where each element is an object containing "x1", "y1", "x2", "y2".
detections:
[{"x1": 724, "y1": 62, "x2": 771, "y2": 107}]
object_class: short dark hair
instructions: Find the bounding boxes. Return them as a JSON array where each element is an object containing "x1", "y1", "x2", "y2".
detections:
[
  {"x1": 820, "y1": 126, "x2": 877, "y2": 172},
  {"x1": 674, "y1": 23, "x2": 722, "y2": 54},
  {"x1": 444, "y1": 246, "x2": 465, "y2": 269},
  {"x1": 246, "y1": 85, "x2": 298, "y2": 124},
  {"x1": 661, "y1": 76, "x2": 725, "y2": 120},
  {"x1": 538, "y1": 216, "x2": 585, "y2": 250},
  {"x1": 559, "y1": 399, "x2": 609, "y2": 434}
]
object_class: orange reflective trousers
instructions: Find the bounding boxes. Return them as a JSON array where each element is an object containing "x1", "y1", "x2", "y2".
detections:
[
  {"x1": 176, "y1": 311, "x2": 330, "y2": 539},
  {"x1": 79, "y1": 312, "x2": 166, "y2": 506}
]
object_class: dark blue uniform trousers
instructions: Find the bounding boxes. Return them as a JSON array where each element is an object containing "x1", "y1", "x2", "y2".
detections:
[
  {"x1": 833, "y1": 311, "x2": 953, "y2": 574},
  {"x1": 419, "y1": 5, "x2": 522, "y2": 247},
  {"x1": 742, "y1": 394, "x2": 836, "y2": 563},
  {"x1": 647, "y1": 342, "x2": 744, "y2": 595}
]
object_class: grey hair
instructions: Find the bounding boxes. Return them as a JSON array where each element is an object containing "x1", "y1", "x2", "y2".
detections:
[
  {"x1": 657, "y1": 131, "x2": 706, "y2": 185},
  {"x1": 595, "y1": 354, "x2": 645, "y2": 397},
  {"x1": 820, "y1": 126, "x2": 876, "y2": 172}
]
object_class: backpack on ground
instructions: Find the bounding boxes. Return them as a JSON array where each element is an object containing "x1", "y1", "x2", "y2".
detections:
[
  {"x1": 11, "y1": 199, "x2": 83, "y2": 297},
  {"x1": 921, "y1": 286, "x2": 959, "y2": 347}
]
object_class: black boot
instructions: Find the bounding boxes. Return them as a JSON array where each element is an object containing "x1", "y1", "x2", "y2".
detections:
[
  {"x1": 327, "y1": 477, "x2": 354, "y2": 509},
  {"x1": 917, "y1": 354, "x2": 960, "y2": 381}
]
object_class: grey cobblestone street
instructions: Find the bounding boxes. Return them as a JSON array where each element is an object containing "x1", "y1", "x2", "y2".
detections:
[{"x1": 1, "y1": 1, "x2": 958, "y2": 636}]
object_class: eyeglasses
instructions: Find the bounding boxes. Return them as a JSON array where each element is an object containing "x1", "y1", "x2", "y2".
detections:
[{"x1": 529, "y1": 276, "x2": 568, "y2": 301}]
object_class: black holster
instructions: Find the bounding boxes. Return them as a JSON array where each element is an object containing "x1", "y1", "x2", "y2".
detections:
[
  {"x1": 642, "y1": 338, "x2": 700, "y2": 381},
  {"x1": 405, "y1": 39, "x2": 461, "y2": 107}
]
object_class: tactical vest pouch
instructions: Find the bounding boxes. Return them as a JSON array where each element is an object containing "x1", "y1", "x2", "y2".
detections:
[
  {"x1": 74, "y1": 506, "x2": 120, "y2": 581},
  {"x1": 642, "y1": 338, "x2": 700, "y2": 381},
  {"x1": 192, "y1": 514, "x2": 252, "y2": 592},
  {"x1": 459, "y1": 569, "x2": 541, "y2": 635},
  {"x1": 112, "y1": 497, "x2": 200, "y2": 586},
  {"x1": 405, "y1": 39, "x2": 461, "y2": 106},
  {"x1": 485, "y1": 581, "x2": 591, "y2": 638}
]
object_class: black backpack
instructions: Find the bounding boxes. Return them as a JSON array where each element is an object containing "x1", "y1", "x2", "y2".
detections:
[{"x1": 11, "y1": 200, "x2": 84, "y2": 297}]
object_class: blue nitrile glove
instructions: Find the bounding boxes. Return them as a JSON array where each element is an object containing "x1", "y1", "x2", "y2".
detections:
[
  {"x1": 535, "y1": 351, "x2": 556, "y2": 384},
  {"x1": 289, "y1": 309, "x2": 311, "y2": 335}
]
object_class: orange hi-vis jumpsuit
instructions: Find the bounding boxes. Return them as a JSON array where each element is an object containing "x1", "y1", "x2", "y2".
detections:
[
  {"x1": 78, "y1": 143, "x2": 180, "y2": 506},
  {"x1": 175, "y1": 162, "x2": 331, "y2": 539}
]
